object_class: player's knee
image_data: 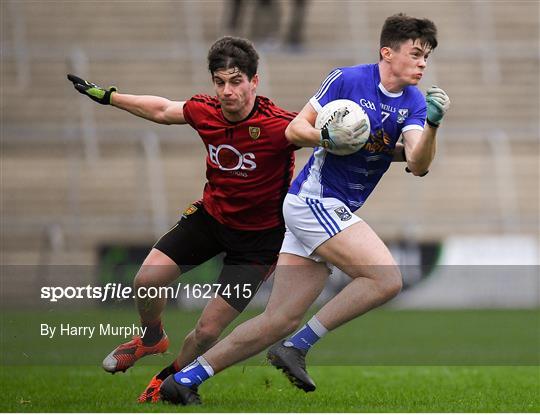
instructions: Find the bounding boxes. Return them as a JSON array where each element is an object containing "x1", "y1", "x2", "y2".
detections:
[
  {"x1": 134, "y1": 267, "x2": 171, "y2": 290},
  {"x1": 381, "y1": 266, "x2": 402, "y2": 299},
  {"x1": 194, "y1": 320, "x2": 221, "y2": 347},
  {"x1": 134, "y1": 269, "x2": 156, "y2": 290},
  {"x1": 133, "y1": 254, "x2": 179, "y2": 290}
]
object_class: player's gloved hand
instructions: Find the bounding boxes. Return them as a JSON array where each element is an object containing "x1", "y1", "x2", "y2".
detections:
[
  {"x1": 320, "y1": 108, "x2": 368, "y2": 156},
  {"x1": 67, "y1": 74, "x2": 117, "y2": 105},
  {"x1": 425, "y1": 85, "x2": 450, "y2": 127}
]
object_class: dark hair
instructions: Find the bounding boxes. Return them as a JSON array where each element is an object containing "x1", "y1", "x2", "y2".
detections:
[
  {"x1": 379, "y1": 13, "x2": 438, "y2": 59},
  {"x1": 207, "y1": 36, "x2": 259, "y2": 79}
]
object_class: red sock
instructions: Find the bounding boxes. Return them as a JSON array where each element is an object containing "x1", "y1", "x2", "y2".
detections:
[{"x1": 156, "y1": 360, "x2": 181, "y2": 380}]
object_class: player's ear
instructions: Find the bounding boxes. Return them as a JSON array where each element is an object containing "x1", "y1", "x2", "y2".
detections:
[
  {"x1": 250, "y1": 73, "x2": 259, "y2": 89},
  {"x1": 380, "y1": 47, "x2": 392, "y2": 62}
]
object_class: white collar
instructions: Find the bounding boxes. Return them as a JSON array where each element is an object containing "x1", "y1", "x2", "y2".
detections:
[{"x1": 378, "y1": 82, "x2": 403, "y2": 98}]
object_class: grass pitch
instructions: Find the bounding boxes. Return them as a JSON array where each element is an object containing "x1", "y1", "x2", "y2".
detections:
[
  {"x1": 3, "y1": 365, "x2": 539, "y2": 412},
  {"x1": 1, "y1": 308, "x2": 539, "y2": 412}
]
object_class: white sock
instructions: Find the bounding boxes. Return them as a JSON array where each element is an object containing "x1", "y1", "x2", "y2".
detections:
[{"x1": 307, "y1": 316, "x2": 329, "y2": 337}]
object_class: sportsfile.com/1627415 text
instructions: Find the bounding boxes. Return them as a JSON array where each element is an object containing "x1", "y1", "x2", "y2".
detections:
[{"x1": 40, "y1": 283, "x2": 253, "y2": 303}]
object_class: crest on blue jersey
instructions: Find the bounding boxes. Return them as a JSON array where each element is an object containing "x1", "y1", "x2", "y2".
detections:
[
  {"x1": 397, "y1": 108, "x2": 409, "y2": 124},
  {"x1": 334, "y1": 206, "x2": 352, "y2": 221}
]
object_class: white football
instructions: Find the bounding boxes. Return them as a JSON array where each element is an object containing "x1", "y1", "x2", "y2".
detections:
[{"x1": 315, "y1": 99, "x2": 370, "y2": 151}]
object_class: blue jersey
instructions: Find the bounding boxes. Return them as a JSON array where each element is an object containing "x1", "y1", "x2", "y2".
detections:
[{"x1": 289, "y1": 64, "x2": 426, "y2": 210}]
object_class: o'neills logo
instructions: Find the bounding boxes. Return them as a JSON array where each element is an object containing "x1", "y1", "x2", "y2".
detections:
[
  {"x1": 322, "y1": 108, "x2": 350, "y2": 130},
  {"x1": 249, "y1": 126, "x2": 261, "y2": 140}
]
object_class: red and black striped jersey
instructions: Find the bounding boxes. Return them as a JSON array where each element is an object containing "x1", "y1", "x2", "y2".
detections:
[{"x1": 182, "y1": 94, "x2": 297, "y2": 230}]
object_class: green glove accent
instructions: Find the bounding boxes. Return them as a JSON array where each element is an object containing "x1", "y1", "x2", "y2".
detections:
[
  {"x1": 67, "y1": 74, "x2": 117, "y2": 105},
  {"x1": 425, "y1": 85, "x2": 450, "y2": 126}
]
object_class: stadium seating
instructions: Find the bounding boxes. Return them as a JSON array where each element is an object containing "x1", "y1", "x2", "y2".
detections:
[{"x1": 1, "y1": 0, "x2": 538, "y2": 271}]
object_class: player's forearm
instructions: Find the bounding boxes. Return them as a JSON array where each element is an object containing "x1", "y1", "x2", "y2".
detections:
[
  {"x1": 392, "y1": 142, "x2": 406, "y2": 162},
  {"x1": 406, "y1": 125, "x2": 437, "y2": 175},
  {"x1": 285, "y1": 117, "x2": 322, "y2": 148},
  {"x1": 110, "y1": 93, "x2": 175, "y2": 124}
]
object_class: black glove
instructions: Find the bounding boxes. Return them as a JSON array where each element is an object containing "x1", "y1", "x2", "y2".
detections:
[
  {"x1": 405, "y1": 166, "x2": 429, "y2": 177},
  {"x1": 67, "y1": 74, "x2": 117, "y2": 105}
]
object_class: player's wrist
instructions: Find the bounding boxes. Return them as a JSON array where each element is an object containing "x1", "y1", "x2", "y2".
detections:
[
  {"x1": 108, "y1": 88, "x2": 118, "y2": 106},
  {"x1": 319, "y1": 127, "x2": 332, "y2": 149},
  {"x1": 426, "y1": 118, "x2": 440, "y2": 128},
  {"x1": 104, "y1": 87, "x2": 118, "y2": 105}
]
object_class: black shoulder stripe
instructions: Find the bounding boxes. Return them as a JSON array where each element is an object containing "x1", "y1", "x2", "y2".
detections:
[
  {"x1": 275, "y1": 115, "x2": 295, "y2": 122},
  {"x1": 258, "y1": 106, "x2": 294, "y2": 122},
  {"x1": 272, "y1": 110, "x2": 296, "y2": 120},
  {"x1": 265, "y1": 107, "x2": 295, "y2": 121},
  {"x1": 190, "y1": 97, "x2": 220, "y2": 109},
  {"x1": 259, "y1": 108, "x2": 294, "y2": 123},
  {"x1": 266, "y1": 105, "x2": 296, "y2": 119}
]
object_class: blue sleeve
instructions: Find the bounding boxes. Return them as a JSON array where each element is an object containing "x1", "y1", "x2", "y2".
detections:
[
  {"x1": 309, "y1": 69, "x2": 344, "y2": 112},
  {"x1": 402, "y1": 88, "x2": 426, "y2": 132}
]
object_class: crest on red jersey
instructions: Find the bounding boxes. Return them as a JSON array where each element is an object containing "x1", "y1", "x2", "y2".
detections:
[
  {"x1": 182, "y1": 203, "x2": 198, "y2": 218},
  {"x1": 248, "y1": 126, "x2": 261, "y2": 140}
]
